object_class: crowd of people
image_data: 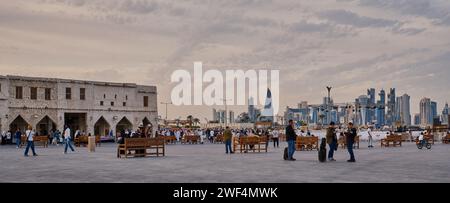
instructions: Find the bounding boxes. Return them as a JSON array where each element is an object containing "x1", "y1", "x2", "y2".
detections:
[{"x1": 3, "y1": 121, "x2": 448, "y2": 162}]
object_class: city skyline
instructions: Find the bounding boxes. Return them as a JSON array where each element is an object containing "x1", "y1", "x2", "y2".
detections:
[{"x1": 1, "y1": 0, "x2": 450, "y2": 120}]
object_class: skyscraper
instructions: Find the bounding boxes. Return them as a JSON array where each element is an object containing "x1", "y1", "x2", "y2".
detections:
[
  {"x1": 442, "y1": 103, "x2": 449, "y2": 124},
  {"x1": 261, "y1": 88, "x2": 274, "y2": 122},
  {"x1": 431, "y1": 101, "x2": 437, "y2": 124},
  {"x1": 420, "y1": 98, "x2": 432, "y2": 126},
  {"x1": 386, "y1": 88, "x2": 396, "y2": 125},
  {"x1": 248, "y1": 97, "x2": 256, "y2": 122},
  {"x1": 395, "y1": 94, "x2": 411, "y2": 126},
  {"x1": 356, "y1": 95, "x2": 369, "y2": 126},
  {"x1": 414, "y1": 114, "x2": 420, "y2": 125},
  {"x1": 376, "y1": 89, "x2": 386, "y2": 127},
  {"x1": 367, "y1": 88, "x2": 376, "y2": 123}
]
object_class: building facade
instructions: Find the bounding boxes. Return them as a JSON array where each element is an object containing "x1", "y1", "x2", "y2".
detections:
[
  {"x1": 420, "y1": 97, "x2": 432, "y2": 126},
  {"x1": 386, "y1": 88, "x2": 396, "y2": 126},
  {"x1": 442, "y1": 103, "x2": 449, "y2": 125},
  {"x1": 0, "y1": 75, "x2": 158, "y2": 137},
  {"x1": 376, "y1": 89, "x2": 386, "y2": 127},
  {"x1": 431, "y1": 101, "x2": 438, "y2": 124},
  {"x1": 395, "y1": 94, "x2": 411, "y2": 126}
]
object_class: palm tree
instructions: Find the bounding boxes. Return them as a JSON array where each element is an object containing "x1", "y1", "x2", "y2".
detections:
[{"x1": 187, "y1": 115, "x2": 193, "y2": 128}]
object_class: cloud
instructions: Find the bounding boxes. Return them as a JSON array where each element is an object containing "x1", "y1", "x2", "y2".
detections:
[
  {"x1": 119, "y1": 0, "x2": 159, "y2": 14},
  {"x1": 359, "y1": 0, "x2": 450, "y2": 26},
  {"x1": 320, "y1": 9, "x2": 398, "y2": 28},
  {"x1": 1, "y1": 0, "x2": 450, "y2": 117}
]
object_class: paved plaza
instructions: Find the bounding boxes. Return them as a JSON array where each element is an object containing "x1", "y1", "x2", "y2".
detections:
[{"x1": 0, "y1": 141, "x2": 449, "y2": 183}]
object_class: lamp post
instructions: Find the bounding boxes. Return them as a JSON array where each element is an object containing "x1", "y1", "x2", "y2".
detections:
[
  {"x1": 160, "y1": 102, "x2": 172, "y2": 121},
  {"x1": 326, "y1": 86, "x2": 332, "y2": 125},
  {"x1": 221, "y1": 98, "x2": 232, "y2": 126}
]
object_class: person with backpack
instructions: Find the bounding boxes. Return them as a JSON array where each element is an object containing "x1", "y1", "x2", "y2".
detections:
[
  {"x1": 326, "y1": 122, "x2": 337, "y2": 161},
  {"x1": 24, "y1": 125, "x2": 38, "y2": 157}
]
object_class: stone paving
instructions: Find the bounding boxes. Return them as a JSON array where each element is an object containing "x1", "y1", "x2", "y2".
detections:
[{"x1": 0, "y1": 141, "x2": 449, "y2": 183}]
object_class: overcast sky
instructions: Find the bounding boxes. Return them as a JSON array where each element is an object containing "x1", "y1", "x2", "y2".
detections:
[{"x1": 1, "y1": 0, "x2": 449, "y2": 120}]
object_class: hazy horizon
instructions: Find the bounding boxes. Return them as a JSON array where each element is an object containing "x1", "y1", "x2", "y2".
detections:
[{"x1": 1, "y1": 0, "x2": 449, "y2": 120}]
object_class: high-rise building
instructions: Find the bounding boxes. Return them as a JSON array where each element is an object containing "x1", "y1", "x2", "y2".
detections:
[
  {"x1": 376, "y1": 89, "x2": 386, "y2": 127},
  {"x1": 322, "y1": 97, "x2": 334, "y2": 125},
  {"x1": 395, "y1": 94, "x2": 411, "y2": 126},
  {"x1": 414, "y1": 114, "x2": 420, "y2": 125},
  {"x1": 284, "y1": 103, "x2": 309, "y2": 124},
  {"x1": 248, "y1": 97, "x2": 256, "y2": 122},
  {"x1": 441, "y1": 103, "x2": 449, "y2": 124},
  {"x1": 356, "y1": 95, "x2": 369, "y2": 125},
  {"x1": 311, "y1": 107, "x2": 319, "y2": 124},
  {"x1": 386, "y1": 88, "x2": 396, "y2": 125},
  {"x1": 420, "y1": 98, "x2": 432, "y2": 126},
  {"x1": 367, "y1": 88, "x2": 376, "y2": 123},
  {"x1": 431, "y1": 101, "x2": 437, "y2": 124}
]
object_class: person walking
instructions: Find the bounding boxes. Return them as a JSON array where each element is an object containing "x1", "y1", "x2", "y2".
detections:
[
  {"x1": 272, "y1": 129, "x2": 279, "y2": 148},
  {"x1": 367, "y1": 127, "x2": 374, "y2": 148},
  {"x1": 285, "y1": 120, "x2": 297, "y2": 161},
  {"x1": 63, "y1": 126, "x2": 75, "y2": 154},
  {"x1": 326, "y1": 122, "x2": 337, "y2": 161},
  {"x1": 223, "y1": 126, "x2": 233, "y2": 154},
  {"x1": 24, "y1": 125, "x2": 37, "y2": 157},
  {"x1": 15, "y1": 129, "x2": 22, "y2": 148},
  {"x1": 345, "y1": 122, "x2": 357, "y2": 162}
]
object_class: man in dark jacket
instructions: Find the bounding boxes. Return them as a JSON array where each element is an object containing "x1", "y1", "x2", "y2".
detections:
[
  {"x1": 345, "y1": 122, "x2": 357, "y2": 162},
  {"x1": 326, "y1": 122, "x2": 337, "y2": 161},
  {"x1": 285, "y1": 120, "x2": 297, "y2": 161}
]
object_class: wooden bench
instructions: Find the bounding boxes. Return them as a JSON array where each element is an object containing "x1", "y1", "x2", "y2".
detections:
[
  {"x1": 338, "y1": 136, "x2": 360, "y2": 149},
  {"x1": 95, "y1": 135, "x2": 101, "y2": 147},
  {"x1": 213, "y1": 134, "x2": 224, "y2": 144},
  {"x1": 442, "y1": 134, "x2": 450, "y2": 144},
  {"x1": 164, "y1": 136, "x2": 177, "y2": 144},
  {"x1": 33, "y1": 136, "x2": 49, "y2": 148},
  {"x1": 424, "y1": 134, "x2": 434, "y2": 145},
  {"x1": 296, "y1": 136, "x2": 319, "y2": 151},
  {"x1": 117, "y1": 138, "x2": 165, "y2": 158},
  {"x1": 74, "y1": 136, "x2": 89, "y2": 147},
  {"x1": 182, "y1": 135, "x2": 200, "y2": 144},
  {"x1": 381, "y1": 135, "x2": 402, "y2": 147},
  {"x1": 233, "y1": 136, "x2": 267, "y2": 153}
]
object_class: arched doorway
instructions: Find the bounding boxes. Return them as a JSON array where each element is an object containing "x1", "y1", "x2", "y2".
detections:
[
  {"x1": 36, "y1": 116, "x2": 57, "y2": 136},
  {"x1": 116, "y1": 117, "x2": 133, "y2": 135},
  {"x1": 9, "y1": 115, "x2": 29, "y2": 134},
  {"x1": 94, "y1": 116, "x2": 110, "y2": 137}
]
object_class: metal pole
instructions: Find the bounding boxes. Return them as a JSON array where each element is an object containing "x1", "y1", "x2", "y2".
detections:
[{"x1": 160, "y1": 102, "x2": 172, "y2": 121}]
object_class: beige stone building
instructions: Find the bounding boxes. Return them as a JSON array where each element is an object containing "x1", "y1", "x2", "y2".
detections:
[{"x1": 0, "y1": 75, "x2": 157, "y2": 137}]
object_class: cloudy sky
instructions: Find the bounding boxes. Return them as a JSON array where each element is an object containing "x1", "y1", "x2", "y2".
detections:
[{"x1": 1, "y1": 0, "x2": 449, "y2": 120}]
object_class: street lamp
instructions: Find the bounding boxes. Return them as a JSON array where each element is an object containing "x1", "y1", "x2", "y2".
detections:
[
  {"x1": 160, "y1": 102, "x2": 172, "y2": 121},
  {"x1": 326, "y1": 86, "x2": 332, "y2": 125},
  {"x1": 221, "y1": 98, "x2": 232, "y2": 126}
]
